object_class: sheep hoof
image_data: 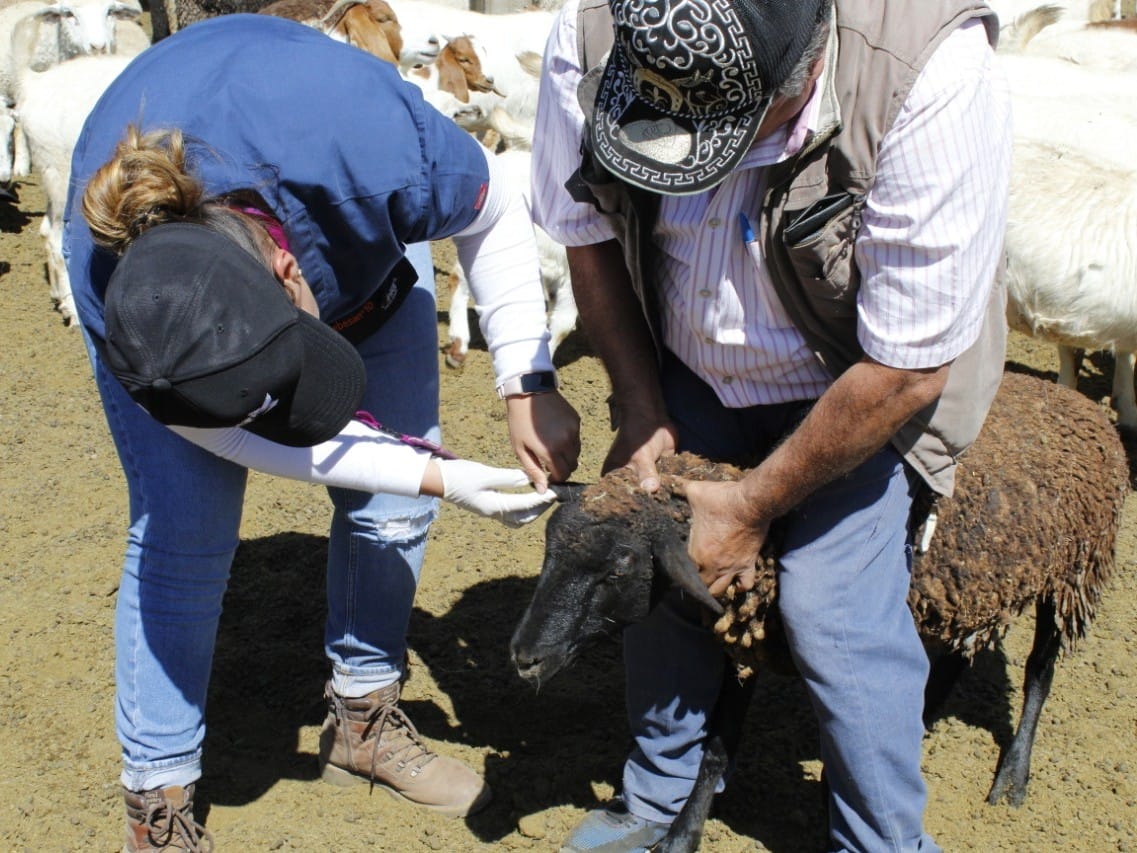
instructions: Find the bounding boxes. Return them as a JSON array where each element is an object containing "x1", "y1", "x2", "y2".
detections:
[{"x1": 444, "y1": 340, "x2": 467, "y2": 370}]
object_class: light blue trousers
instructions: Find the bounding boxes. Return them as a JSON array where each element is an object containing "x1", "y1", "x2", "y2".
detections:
[
  {"x1": 621, "y1": 353, "x2": 939, "y2": 853},
  {"x1": 84, "y1": 244, "x2": 440, "y2": 791}
]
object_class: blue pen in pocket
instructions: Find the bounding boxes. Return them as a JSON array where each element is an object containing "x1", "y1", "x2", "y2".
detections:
[
  {"x1": 738, "y1": 212, "x2": 792, "y2": 327},
  {"x1": 739, "y1": 212, "x2": 756, "y2": 245},
  {"x1": 739, "y1": 212, "x2": 762, "y2": 266}
]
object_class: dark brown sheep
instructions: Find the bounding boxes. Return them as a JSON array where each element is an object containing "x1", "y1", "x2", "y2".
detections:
[{"x1": 511, "y1": 371, "x2": 1129, "y2": 852}]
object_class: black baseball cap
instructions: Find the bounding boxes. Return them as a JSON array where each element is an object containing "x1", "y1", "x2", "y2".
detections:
[
  {"x1": 103, "y1": 222, "x2": 365, "y2": 447},
  {"x1": 592, "y1": 0, "x2": 826, "y2": 195}
]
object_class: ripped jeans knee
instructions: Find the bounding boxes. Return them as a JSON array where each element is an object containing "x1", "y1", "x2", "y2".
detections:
[{"x1": 324, "y1": 489, "x2": 439, "y2": 689}]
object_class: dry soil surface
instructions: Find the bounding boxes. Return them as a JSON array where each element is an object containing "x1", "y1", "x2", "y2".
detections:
[{"x1": 2, "y1": 175, "x2": 1135, "y2": 852}]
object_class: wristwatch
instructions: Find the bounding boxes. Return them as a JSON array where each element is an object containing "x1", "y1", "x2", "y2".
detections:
[{"x1": 496, "y1": 371, "x2": 558, "y2": 399}]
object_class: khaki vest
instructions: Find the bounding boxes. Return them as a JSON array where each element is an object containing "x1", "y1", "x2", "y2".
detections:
[{"x1": 572, "y1": 0, "x2": 1007, "y2": 496}]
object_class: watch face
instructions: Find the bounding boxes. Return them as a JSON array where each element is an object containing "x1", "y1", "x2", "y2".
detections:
[{"x1": 521, "y1": 372, "x2": 557, "y2": 394}]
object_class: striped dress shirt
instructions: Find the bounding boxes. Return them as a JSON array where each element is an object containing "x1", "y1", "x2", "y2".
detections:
[{"x1": 531, "y1": 3, "x2": 1013, "y2": 407}]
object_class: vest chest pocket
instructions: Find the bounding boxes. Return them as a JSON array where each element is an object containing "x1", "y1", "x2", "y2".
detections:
[{"x1": 782, "y1": 192, "x2": 864, "y2": 319}]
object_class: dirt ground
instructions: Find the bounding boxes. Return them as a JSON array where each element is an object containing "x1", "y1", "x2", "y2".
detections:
[{"x1": 1, "y1": 173, "x2": 1135, "y2": 852}]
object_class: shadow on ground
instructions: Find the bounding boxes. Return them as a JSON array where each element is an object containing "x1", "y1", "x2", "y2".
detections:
[{"x1": 195, "y1": 523, "x2": 1052, "y2": 851}]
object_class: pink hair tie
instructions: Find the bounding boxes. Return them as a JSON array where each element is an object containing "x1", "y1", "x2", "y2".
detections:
[{"x1": 235, "y1": 205, "x2": 291, "y2": 253}]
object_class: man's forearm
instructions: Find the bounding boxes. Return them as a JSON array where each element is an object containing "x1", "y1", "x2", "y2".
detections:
[
  {"x1": 566, "y1": 241, "x2": 667, "y2": 423},
  {"x1": 739, "y1": 357, "x2": 950, "y2": 523}
]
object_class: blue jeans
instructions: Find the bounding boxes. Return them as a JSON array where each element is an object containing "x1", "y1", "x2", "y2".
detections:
[
  {"x1": 84, "y1": 243, "x2": 440, "y2": 791},
  {"x1": 621, "y1": 353, "x2": 939, "y2": 853}
]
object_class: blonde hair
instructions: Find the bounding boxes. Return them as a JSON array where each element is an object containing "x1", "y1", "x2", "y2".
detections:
[{"x1": 82, "y1": 125, "x2": 274, "y2": 261}]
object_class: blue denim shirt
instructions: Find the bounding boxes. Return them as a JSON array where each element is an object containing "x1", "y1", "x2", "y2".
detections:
[{"x1": 64, "y1": 14, "x2": 490, "y2": 342}]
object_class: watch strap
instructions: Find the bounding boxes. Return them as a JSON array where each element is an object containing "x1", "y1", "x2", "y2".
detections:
[{"x1": 496, "y1": 371, "x2": 558, "y2": 399}]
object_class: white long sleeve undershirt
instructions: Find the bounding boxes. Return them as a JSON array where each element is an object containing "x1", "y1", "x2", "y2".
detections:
[
  {"x1": 165, "y1": 145, "x2": 550, "y2": 491},
  {"x1": 170, "y1": 418, "x2": 433, "y2": 496},
  {"x1": 452, "y1": 143, "x2": 556, "y2": 386}
]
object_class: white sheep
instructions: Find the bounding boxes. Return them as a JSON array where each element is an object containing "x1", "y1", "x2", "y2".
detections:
[
  {"x1": 1000, "y1": 3, "x2": 1137, "y2": 71},
  {"x1": 1, "y1": 104, "x2": 19, "y2": 185},
  {"x1": 17, "y1": 52, "x2": 134, "y2": 324},
  {"x1": 1000, "y1": 53, "x2": 1137, "y2": 171},
  {"x1": 445, "y1": 148, "x2": 576, "y2": 368},
  {"x1": 2, "y1": 0, "x2": 144, "y2": 182},
  {"x1": 989, "y1": 0, "x2": 1110, "y2": 25},
  {"x1": 0, "y1": 1, "x2": 49, "y2": 116},
  {"x1": 1003, "y1": 139, "x2": 1137, "y2": 430},
  {"x1": 8, "y1": 0, "x2": 143, "y2": 79}
]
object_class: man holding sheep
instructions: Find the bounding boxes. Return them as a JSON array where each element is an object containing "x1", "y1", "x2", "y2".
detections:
[{"x1": 531, "y1": 0, "x2": 1013, "y2": 850}]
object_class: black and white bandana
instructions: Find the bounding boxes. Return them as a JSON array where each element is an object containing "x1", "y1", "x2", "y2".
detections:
[{"x1": 592, "y1": 0, "x2": 823, "y2": 195}]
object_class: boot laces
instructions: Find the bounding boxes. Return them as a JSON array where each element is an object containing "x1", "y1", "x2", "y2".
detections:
[
  {"x1": 143, "y1": 799, "x2": 214, "y2": 852},
  {"x1": 363, "y1": 702, "x2": 438, "y2": 791}
]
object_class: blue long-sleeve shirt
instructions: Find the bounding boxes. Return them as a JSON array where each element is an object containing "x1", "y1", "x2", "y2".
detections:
[{"x1": 64, "y1": 14, "x2": 491, "y2": 343}]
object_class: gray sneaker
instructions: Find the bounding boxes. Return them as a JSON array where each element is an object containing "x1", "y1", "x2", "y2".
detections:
[{"x1": 560, "y1": 799, "x2": 670, "y2": 852}]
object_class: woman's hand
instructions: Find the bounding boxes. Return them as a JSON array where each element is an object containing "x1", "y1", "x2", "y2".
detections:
[
  {"x1": 505, "y1": 392, "x2": 581, "y2": 488},
  {"x1": 423, "y1": 458, "x2": 557, "y2": 527},
  {"x1": 682, "y1": 479, "x2": 770, "y2": 597}
]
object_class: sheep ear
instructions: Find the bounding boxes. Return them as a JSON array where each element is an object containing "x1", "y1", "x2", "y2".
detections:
[
  {"x1": 653, "y1": 529, "x2": 724, "y2": 615},
  {"x1": 549, "y1": 482, "x2": 586, "y2": 503}
]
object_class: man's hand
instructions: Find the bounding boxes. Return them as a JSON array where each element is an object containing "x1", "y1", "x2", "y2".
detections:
[
  {"x1": 682, "y1": 479, "x2": 770, "y2": 597},
  {"x1": 603, "y1": 413, "x2": 678, "y2": 492}
]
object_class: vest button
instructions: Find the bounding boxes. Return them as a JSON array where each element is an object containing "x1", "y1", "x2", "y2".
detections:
[
  {"x1": 708, "y1": 218, "x2": 721, "y2": 228},
  {"x1": 698, "y1": 289, "x2": 712, "y2": 298}
]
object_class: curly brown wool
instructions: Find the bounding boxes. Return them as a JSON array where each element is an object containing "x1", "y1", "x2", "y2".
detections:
[{"x1": 573, "y1": 373, "x2": 1129, "y2": 681}]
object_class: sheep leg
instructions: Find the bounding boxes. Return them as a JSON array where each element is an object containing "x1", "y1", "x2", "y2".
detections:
[
  {"x1": 445, "y1": 270, "x2": 471, "y2": 368},
  {"x1": 653, "y1": 671, "x2": 756, "y2": 853},
  {"x1": 13, "y1": 125, "x2": 31, "y2": 179},
  {"x1": 922, "y1": 649, "x2": 968, "y2": 728},
  {"x1": 1111, "y1": 350, "x2": 1136, "y2": 431},
  {"x1": 986, "y1": 598, "x2": 1060, "y2": 807},
  {"x1": 1056, "y1": 345, "x2": 1083, "y2": 389}
]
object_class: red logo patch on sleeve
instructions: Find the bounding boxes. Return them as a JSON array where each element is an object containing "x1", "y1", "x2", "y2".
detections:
[{"x1": 473, "y1": 182, "x2": 488, "y2": 211}]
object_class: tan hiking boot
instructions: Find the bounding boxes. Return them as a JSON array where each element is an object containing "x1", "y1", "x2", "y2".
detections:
[
  {"x1": 123, "y1": 783, "x2": 214, "y2": 852},
  {"x1": 317, "y1": 680, "x2": 491, "y2": 817}
]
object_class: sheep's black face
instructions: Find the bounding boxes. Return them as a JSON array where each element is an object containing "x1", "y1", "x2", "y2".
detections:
[{"x1": 510, "y1": 505, "x2": 655, "y2": 685}]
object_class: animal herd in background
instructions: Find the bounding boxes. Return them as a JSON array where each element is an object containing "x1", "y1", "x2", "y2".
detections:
[
  {"x1": 0, "y1": 0, "x2": 1134, "y2": 839},
  {"x1": 1, "y1": 0, "x2": 1133, "y2": 436},
  {"x1": 0, "y1": 0, "x2": 558, "y2": 325},
  {"x1": 1, "y1": 0, "x2": 149, "y2": 322},
  {"x1": 996, "y1": 1, "x2": 1137, "y2": 430}
]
